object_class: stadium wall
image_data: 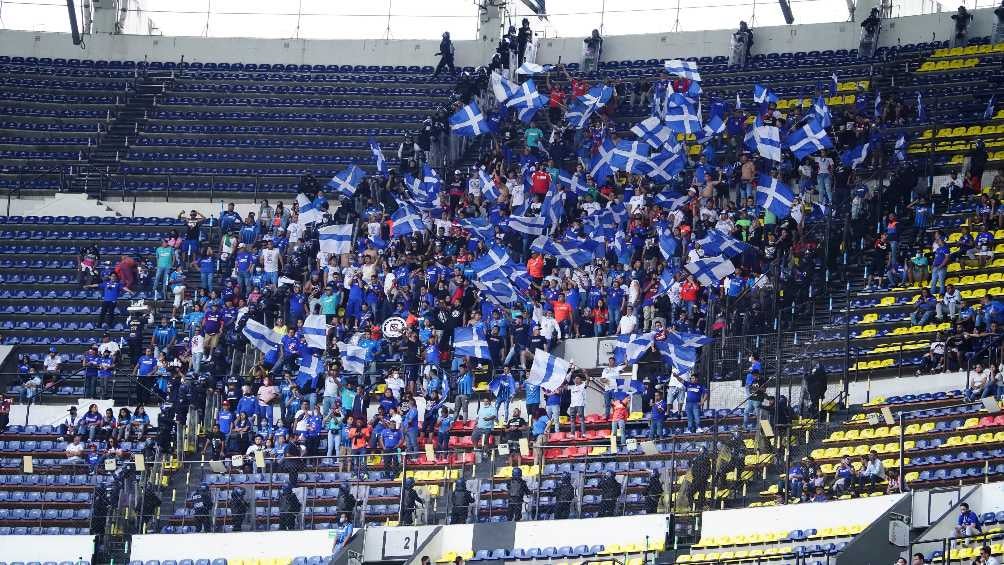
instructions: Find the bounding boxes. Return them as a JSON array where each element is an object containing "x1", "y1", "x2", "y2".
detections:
[
  {"x1": 3, "y1": 534, "x2": 96, "y2": 561},
  {"x1": 0, "y1": 8, "x2": 996, "y2": 69}
]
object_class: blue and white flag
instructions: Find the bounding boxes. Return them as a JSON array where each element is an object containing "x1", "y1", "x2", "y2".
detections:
[
  {"x1": 785, "y1": 118, "x2": 833, "y2": 161},
  {"x1": 491, "y1": 71, "x2": 520, "y2": 104},
  {"x1": 589, "y1": 137, "x2": 617, "y2": 184},
  {"x1": 506, "y1": 79, "x2": 547, "y2": 111},
  {"x1": 474, "y1": 277, "x2": 521, "y2": 305},
  {"x1": 665, "y1": 100, "x2": 702, "y2": 135},
  {"x1": 478, "y1": 168, "x2": 501, "y2": 202},
  {"x1": 830, "y1": 72, "x2": 839, "y2": 95},
  {"x1": 557, "y1": 170, "x2": 590, "y2": 195},
  {"x1": 474, "y1": 245, "x2": 516, "y2": 279},
  {"x1": 658, "y1": 266, "x2": 677, "y2": 295},
  {"x1": 303, "y1": 314, "x2": 328, "y2": 350},
  {"x1": 665, "y1": 330, "x2": 714, "y2": 349},
  {"x1": 614, "y1": 378, "x2": 645, "y2": 400},
  {"x1": 296, "y1": 352, "x2": 324, "y2": 388},
  {"x1": 580, "y1": 84, "x2": 614, "y2": 108},
  {"x1": 420, "y1": 164, "x2": 443, "y2": 196},
  {"x1": 644, "y1": 151, "x2": 686, "y2": 183},
  {"x1": 697, "y1": 230, "x2": 750, "y2": 259},
  {"x1": 506, "y1": 214, "x2": 546, "y2": 236},
  {"x1": 460, "y1": 217, "x2": 495, "y2": 242},
  {"x1": 916, "y1": 91, "x2": 926, "y2": 122},
  {"x1": 663, "y1": 59, "x2": 701, "y2": 82},
  {"x1": 735, "y1": 91, "x2": 742, "y2": 110},
  {"x1": 841, "y1": 141, "x2": 871, "y2": 169},
  {"x1": 326, "y1": 164, "x2": 365, "y2": 199},
  {"x1": 658, "y1": 227, "x2": 679, "y2": 261},
  {"x1": 337, "y1": 342, "x2": 369, "y2": 374},
  {"x1": 753, "y1": 84, "x2": 778, "y2": 105},
  {"x1": 368, "y1": 138, "x2": 388, "y2": 175},
  {"x1": 813, "y1": 95, "x2": 832, "y2": 128},
  {"x1": 296, "y1": 193, "x2": 324, "y2": 225},
  {"x1": 489, "y1": 373, "x2": 518, "y2": 402},
  {"x1": 531, "y1": 235, "x2": 596, "y2": 267},
  {"x1": 450, "y1": 101, "x2": 491, "y2": 137},
  {"x1": 541, "y1": 191, "x2": 565, "y2": 228},
  {"x1": 654, "y1": 189, "x2": 689, "y2": 210},
  {"x1": 873, "y1": 91, "x2": 882, "y2": 119},
  {"x1": 685, "y1": 256, "x2": 736, "y2": 287},
  {"x1": 454, "y1": 326, "x2": 491, "y2": 359},
  {"x1": 318, "y1": 223, "x2": 353, "y2": 255},
  {"x1": 610, "y1": 140, "x2": 651, "y2": 173},
  {"x1": 391, "y1": 205, "x2": 427, "y2": 237},
  {"x1": 697, "y1": 114, "x2": 726, "y2": 144},
  {"x1": 565, "y1": 98, "x2": 595, "y2": 130},
  {"x1": 242, "y1": 319, "x2": 282, "y2": 354},
  {"x1": 986, "y1": 95, "x2": 997, "y2": 120},
  {"x1": 755, "y1": 174, "x2": 795, "y2": 218},
  {"x1": 753, "y1": 125, "x2": 782, "y2": 162},
  {"x1": 655, "y1": 339, "x2": 698, "y2": 375},
  {"x1": 516, "y1": 62, "x2": 554, "y2": 75},
  {"x1": 631, "y1": 116, "x2": 676, "y2": 150},
  {"x1": 894, "y1": 135, "x2": 907, "y2": 162},
  {"x1": 527, "y1": 349, "x2": 571, "y2": 391}
]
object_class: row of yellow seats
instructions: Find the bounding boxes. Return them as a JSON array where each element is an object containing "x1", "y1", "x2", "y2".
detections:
[
  {"x1": 494, "y1": 465, "x2": 541, "y2": 478},
  {"x1": 943, "y1": 540, "x2": 1004, "y2": 561},
  {"x1": 752, "y1": 492, "x2": 885, "y2": 505},
  {"x1": 947, "y1": 259, "x2": 1004, "y2": 274},
  {"x1": 918, "y1": 124, "x2": 1004, "y2": 140},
  {"x1": 868, "y1": 342, "x2": 930, "y2": 354},
  {"x1": 854, "y1": 322, "x2": 951, "y2": 340},
  {"x1": 678, "y1": 546, "x2": 801, "y2": 563},
  {"x1": 849, "y1": 358, "x2": 895, "y2": 371},
  {"x1": 932, "y1": 43, "x2": 1004, "y2": 58},
  {"x1": 775, "y1": 94, "x2": 857, "y2": 111},
  {"x1": 395, "y1": 469, "x2": 462, "y2": 481},
  {"x1": 915, "y1": 57, "x2": 980, "y2": 72},
  {"x1": 911, "y1": 137, "x2": 1004, "y2": 155},
  {"x1": 948, "y1": 149, "x2": 1004, "y2": 165},
  {"x1": 694, "y1": 524, "x2": 863, "y2": 549},
  {"x1": 948, "y1": 230, "x2": 1004, "y2": 243}
]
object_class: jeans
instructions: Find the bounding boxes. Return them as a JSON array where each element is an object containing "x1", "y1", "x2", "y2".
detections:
[
  {"x1": 321, "y1": 395, "x2": 337, "y2": 415},
  {"x1": 568, "y1": 406, "x2": 585, "y2": 435},
  {"x1": 237, "y1": 271, "x2": 252, "y2": 296},
  {"x1": 740, "y1": 181, "x2": 753, "y2": 201},
  {"x1": 546, "y1": 404, "x2": 561, "y2": 433},
  {"x1": 192, "y1": 352, "x2": 203, "y2": 374},
  {"x1": 930, "y1": 267, "x2": 947, "y2": 295},
  {"x1": 649, "y1": 418, "x2": 664, "y2": 438},
  {"x1": 84, "y1": 374, "x2": 97, "y2": 398},
  {"x1": 611, "y1": 420, "x2": 625, "y2": 443},
  {"x1": 263, "y1": 271, "x2": 279, "y2": 287},
  {"x1": 911, "y1": 309, "x2": 934, "y2": 327},
  {"x1": 603, "y1": 391, "x2": 614, "y2": 420},
  {"x1": 685, "y1": 402, "x2": 701, "y2": 433},
  {"x1": 817, "y1": 173, "x2": 832, "y2": 203},
  {"x1": 200, "y1": 272, "x2": 214, "y2": 292},
  {"x1": 327, "y1": 431, "x2": 341, "y2": 457},
  {"x1": 405, "y1": 427, "x2": 419, "y2": 453},
  {"x1": 154, "y1": 266, "x2": 171, "y2": 298},
  {"x1": 743, "y1": 399, "x2": 761, "y2": 428},
  {"x1": 257, "y1": 404, "x2": 273, "y2": 431}
]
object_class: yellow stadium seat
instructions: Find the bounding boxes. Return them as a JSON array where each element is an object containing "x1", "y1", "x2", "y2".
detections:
[
  {"x1": 917, "y1": 61, "x2": 936, "y2": 72},
  {"x1": 675, "y1": 555, "x2": 692, "y2": 563}
]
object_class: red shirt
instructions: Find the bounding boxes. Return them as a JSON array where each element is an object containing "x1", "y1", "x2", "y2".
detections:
[
  {"x1": 571, "y1": 79, "x2": 588, "y2": 97},
  {"x1": 549, "y1": 88, "x2": 565, "y2": 108},
  {"x1": 680, "y1": 280, "x2": 699, "y2": 302},
  {"x1": 530, "y1": 170, "x2": 551, "y2": 195}
]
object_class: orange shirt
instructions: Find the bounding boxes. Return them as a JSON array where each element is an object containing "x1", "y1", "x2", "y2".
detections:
[
  {"x1": 527, "y1": 255, "x2": 544, "y2": 278},
  {"x1": 552, "y1": 300, "x2": 572, "y2": 322},
  {"x1": 611, "y1": 400, "x2": 629, "y2": 421}
]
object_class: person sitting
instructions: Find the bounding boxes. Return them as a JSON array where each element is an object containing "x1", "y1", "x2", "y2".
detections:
[
  {"x1": 65, "y1": 435, "x2": 86, "y2": 464},
  {"x1": 910, "y1": 289, "x2": 937, "y2": 327},
  {"x1": 954, "y1": 502, "x2": 982, "y2": 542},
  {"x1": 831, "y1": 455, "x2": 856, "y2": 496},
  {"x1": 856, "y1": 450, "x2": 886, "y2": 493}
]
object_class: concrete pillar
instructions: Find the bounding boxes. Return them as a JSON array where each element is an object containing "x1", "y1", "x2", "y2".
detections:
[
  {"x1": 89, "y1": 0, "x2": 122, "y2": 34},
  {"x1": 475, "y1": 1, "x2": 504, "y2": 67}
]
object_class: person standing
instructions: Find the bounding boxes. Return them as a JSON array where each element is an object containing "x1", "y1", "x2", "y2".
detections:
[
  {"x1": 433, "y1": 32, "x2": 456, "y2": 77},
  {"x1": 582, "y1": 29, "x2": 603, "y2": 73},
  {"x1": 98, "y1": 273, "x2": 124, "y2": 329},
  {"x1": 516, "y1": 18, "x2": 533, "y2": 67},
  {"x1": 683, "y1": 373, "x2": 707, "y2": 433},
  {"x1": 153, "y1": 239, "x2": 175, "y2": 300},
  {"x1": 506, "y1": 467, "x2": 529, "y2": 521}
]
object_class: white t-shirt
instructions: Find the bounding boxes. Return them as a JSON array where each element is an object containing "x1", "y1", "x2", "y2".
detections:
[
  {"x1": 600, "y1": 367, "x2": 621, "y2": 391},
  {"x1": 814, "y1": 156, "x2": 833, "y2": 175},
  {"x1": 509, "y1": 180, "x2": 525, "y2": 209},
  {"x1": 569, "y1": 383, "x2": 587, "y2": 407},
  {"x1": 43, "y1": 355, "x2": 61, "y2": 372},
  {"x1": 261, "y1": 248, "x2": 281, "y2": 273},
  {"x1": 286, "y1": 223, "x2": 304, "y2": 243},
  {"x1": 98, "y1": 341, "x2": 120, "y2": 356},
  {"x1": 190, "y1": 334, "x2": 205, "y2": 355},
  {"x1": 618, "y1": 315, "x2": 637, "y2": 335}
]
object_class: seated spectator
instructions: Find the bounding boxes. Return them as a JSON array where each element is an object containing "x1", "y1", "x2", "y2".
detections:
[
  {"x1": 130, "y1": 405, "x2": 150, "y2": 440},
  {"x1": 65, "y1": 435, "x2": 86, "y2": 464},
  {"x1": 954, "y1": 502, "x2": 982, "y2": 540},
  {"x1": 917, "y1": 335, "x2": 946, "y2": 375},
  {"x1": 831, "y1": 455, "x2": 856, "y2": 496},
  {"x1": 856, "y1": 450, "x2": 886, "y2": 492},
  {"x1": 937, "y1": 284, "x2": 963, "y2": 321},
  {"x1": 471, "y1": 396, "x2": 497, "y2": 448},
  {"x1": 79, "y1": 403, "x2": 103, "y2": 441},
  {"x1": 910, "y1": 288, "x2": 937, "y2": 327},
  {"x1": 810, "y1": 486, "x2": 829, "y2": 503}
]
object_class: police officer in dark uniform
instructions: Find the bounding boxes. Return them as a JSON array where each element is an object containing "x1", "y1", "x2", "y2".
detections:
[
  {"x1": 450, "y1": 479, "x2": 474, "y2": 524},
  {"x1": 689, "y1": 447, "x2": 712, "y2": 509},
  {"x1": 598, "y1": 471, "x2": 621, "y2": 517},
  {"x1": 644, "y1": 469, "x2": 663, "y2": 514},
  {"x1": 507, "y1": 467, "x2": 530, "y2": 521},
  {"x1": 278, "y1": 482, "x2": 301, "y2": 531},
  {"x1": 230, "y1": 486, "x2": 249, "y2": 532},
  {"x1": 553, "y1": 472, "x2": 576, "y2": 519},
  {"x1": 336, "y1": 482, "x2": 357, "y2": 518},
  {"x1": 139, "y1": 481, "x2": 161, "y2": 531},
  {"x1": 192, "y1": 482, "x2": 214, "y2": 532},
  {"x1": 400, "y1": 477, "x2": 424, "y2": 525}
]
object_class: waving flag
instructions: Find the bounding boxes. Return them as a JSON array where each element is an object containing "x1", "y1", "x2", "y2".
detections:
[
  {"x1": 664, "y1": 59, "x2": 701, "y2": 82},
  {"x1": 478, "y1": 168, "x2": 501, "y2": 202},
  {"x1": 506, "y1": 214, "x2": 546, "y2": 236},
  {"x1": 645, "y1": 151, "x2": 686, "y2": 183},
  {"x1": 450, "y1": 101, "x2": 491, "y2": 136},
  {"x1": 517, "y1": 62, "x2": 554, "y2": 75},
  {"x1": 296, "y1": 352, "x2": 324, "y2": 388},
  {"x1": 297, "y1": 193, "x2": 324, "y2": 225},
  {"x1": 916, "y1": 92, "x2": 926, "y2": 122},
  {"x1": 785, "y1": 119, "x2": 833, "y2": 160},
  {"x1": 873, "y1": 91, "x2": 882, "y2": 119},
  {"x1": 756, "y1": 174, "x2": 795, "y2": 218},
  {"x1": 243, "y1": 319, "x2": 282, "y2": 354},
  {"x1": 895, "y1": 135, "x2": 907, "y2": 162},
  {"x1": 303, "y1": 314, "x2": 328, "y2": 350},
  {"x1": 580, "y1": 84, "x2": 614, "y2": 109},
  {"x1": 318, "y1": 224, "x2": 353, "y2": 255},
  {"x1": 327, "y1": 164, "x2": 363, "y2": 199},
  {"x1": 753, "y1": 125, "x2": 782, "y2": 162},
  {"x1": 527, "y1": 349, "x2": 571, "y2": 391},
  {"x1": 986, "y1": 95, "x2": 997, "y2": 120},
  {"x1": 658, "y1": 227, "x2": 679, "y2": 260},
  {"x1": 735, "y1": 92, "x2": 742, "y2": 110},
  {"x1": 337, "y1": 342, "x2": 370, "y2": 374},
  {"x1": 391, "y1": 205, "x2": 427, "y2": 237},
  {"x1": 613, "y1": 332, "x2": 655, "y2": 365},
  {"x1": 474, "y1": 277, "x2": 521, "y2": 305},
  {"x1": 531, "y1": 235, "x2": 597, "y2": 267},
  {"x1": 812, "y1": 95, "x2": 832, "y2": 128},
  {"x1": 460, "y1": 217, "x2": 495, "y2": 242},
  {"x1": 589, "y1": 137, "x2": 616, "y2": 184},
  {"x1": 565, "y1": 98, "x2": 595, "y2": 129},
  {"x1": 368, "y1": 138, "x2": 388, "y2": 175},
  {"x1": 685, "y1": 256, "x2": 736, "y2": 287},
  {"x1": 666, "y1": 331, "x2": 714, "y2": 349},
  {"x1": 830, "y1": 72, "x2": 839, "y2": 95},
  {"x1": 489, "y1": 372, "x2": 518, "y2": 402},
  {"x1": 557, "y1": 170, "x2": 590, "y2": 195},
  {"x1": 613, "y1": 378, "x2": 645, "y2": 400},
  {"x1": 506, "y1": 79, "x2": 546, "y2": 111},
  {"x1": 698, "y1": 114, "x2": 725, "y2": 144},
  {"x1": 697, "y1": 230, "x2": 749, "y2": 259},
  {"x1": 654, "y1": 189, "x2": 689, "y2": 210},
  {"x1": 658, "y1": 266, "x2": 677, "y2": 295},
  {"x1": 753, "y1": 84, "x2": 778, "y2": 105},
  {"x1": 631, "y1": 116, "x2": 676, "y2": 150},
  {"x1": 665, "y1": 100, "x2": 702, "y2": 135},
  {"x1": 841, "y1": 141, "x2": 871, "y2": 169},
  {"x1": 655, "y1": 339, "x2": 698, "y2": 375},
  {"x1": 491, "y1": 71, "x2": 520, "y2": 105},
  {"x1": 610, "y1": 140, "x2": 651, "y2": 173},
  {"x1": 541, "y1": 191, "x2": 566, "y2": 228},
  {"x1": 454, "y1": 326, "x2": 491, "y2": 359}
]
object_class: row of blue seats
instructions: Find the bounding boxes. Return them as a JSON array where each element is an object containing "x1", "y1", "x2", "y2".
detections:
[
  {"x1": 886, "y1": 391, "x2": 965, "y2": 405},
  {"x1": 3, "y1": 387, "x2": 86, "y2": 398},
  {"x1": 172, "y1": 84, "x2": 450, "y2": 96},
  {"x1": 121, "y1": 165, "x2": 334, "y2": 176},
  {"x1": 152, "y1": 110, "x2": 422, "y2": 122},
  {"x1": 1, "y1": 215, "x2": 182, "y2": 226},
  {"x1": 0, "y1": 77, "x2": 130, "y2": 90},
  {"x1": 1, "y1": 137, "x2": 95, "y2": 147},
  {"x1": 0, "y1": 491, "x2": 90, "y2": 503},
  {"x1": 0, "y1": 151, "x2": 79, "y2": 160},
  {"x1": 0, "y1": 474, "x2": 109, "y2": 486},
  {"x1": 0, "y1": 527, "x2": 89, "y2": 536},
  {"x1": 0, "y1": 276, "x2": 91, "y2": 285},
  {"x1": 144, "y1": 124, "x2": 403, "y2": 136},
  {"x1": 2, "y1": 440, "x2": 143, "y2": 452},
  {"x1": 127, "y1": 152, "x2": 371, "y2": 164},
  {"x1": 0, "y1": 508, "x2": 91, "y2": 520},
  {"x1": 129, "y1": 559, "x2": 326, "y2": 565},
  {"x1": 0, "y1": 290, "x2": 150, "y2": 301},
  {"x1": 1, "y1": 231, "x2": 163, "y2": 241},
  {"x1": 245, "y1": 486, "x2": 402, "y2": 499},
  {"x1": 2, "y1": 336, "x2": 121, "y2": 347},
  {"x1": 162, "y1": 96, "x2": 437, "y2": 109},
  {"x1": 916, "y1": 465, "x2": 1004, "y2": 482},
  {"x1": 0, "y1": 180, "x2": 62, "y2": 189},
  {"x1": 136, "y1": 137, "x2": 388, "y2": 149},
  {"x1": 0, "y1": 320, "x2": 128, "y2": 331},
  {"x1": 0, "y1": 247, "x2": 155, "y2": 257},
  {"x1": 0, "y1": 107, "x2": 105, "y2": 119},
  {"x1": 911, "y1": 451, "x2": 1004, "y2": 467},
  {"x1": 0, "y1": 92, "x2": 116, "y2": 105},
  {"x1": 122, "y1": 182, "x2": 298, "y2": 192},
  {"x1": 3, "y1": 303, "x2": 128, "y2": 313},
  {"x1": 0, "y1": 122, "x2": 102, "y2": 132}
]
